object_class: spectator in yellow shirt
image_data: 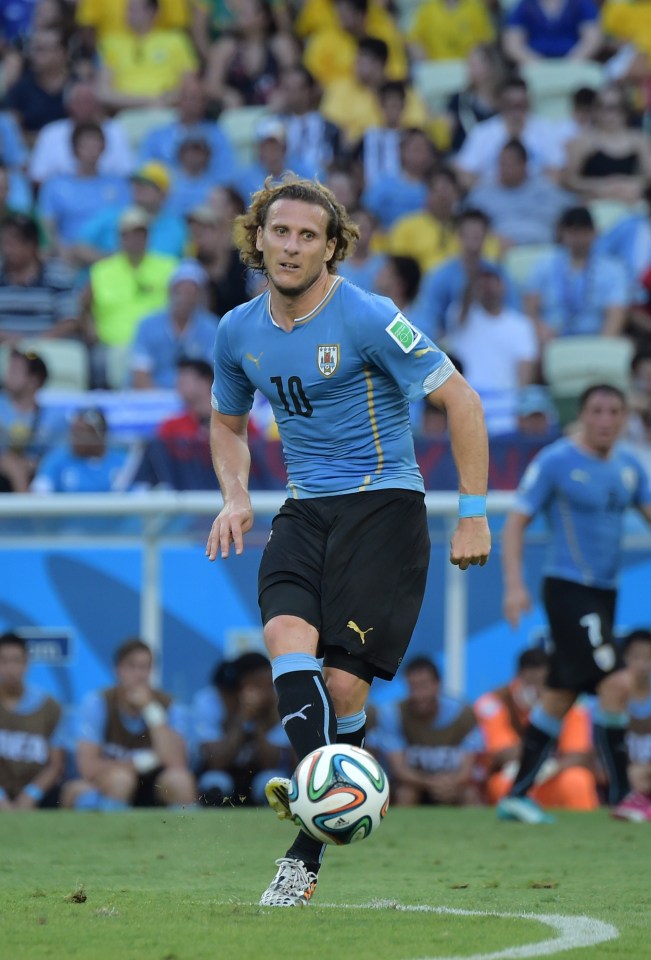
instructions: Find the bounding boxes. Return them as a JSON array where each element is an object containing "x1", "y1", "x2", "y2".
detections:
[
  {"x1": 602, "y1": 0, "x2": 651, "y2": 58},
  {"x1": 76, "y1": 0, "x2": 190, "y2": 49},
  {"x1": 388, "y1": 168, "x2": 463, "y2": 273},
  {"x1": 303, "y1": 0, "x2": 408, "y2": 85},
  {"x1": 409, "y1": 0, "x2": 494, "y2": 62},
  {"x1": 97, "y1": 0, "x2": 198, "y2": 111},
  {"x1": 320, "y1": 37, "x2": 428, "y2": 148}
]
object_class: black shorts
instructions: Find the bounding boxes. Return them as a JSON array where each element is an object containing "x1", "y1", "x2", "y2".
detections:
[
  {"x1": 258, "y1": 489, "x2": 430, "y2": 681},
  {"x1": 543, "y1": 577, "x2": 621, "y2": 694}
]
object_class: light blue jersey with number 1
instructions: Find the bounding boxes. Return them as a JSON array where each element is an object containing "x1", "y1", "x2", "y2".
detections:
[{"x1": 211, "y1": 276, "x2": 454, "y2": 498}]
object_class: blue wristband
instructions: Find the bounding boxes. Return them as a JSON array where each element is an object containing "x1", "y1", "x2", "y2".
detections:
[
  {"x1": 458, "y1": 494, "x2": 487, "y2": 518},
  {"x1": 24, "y1": 784, "x2": 45, "y2": 803}
]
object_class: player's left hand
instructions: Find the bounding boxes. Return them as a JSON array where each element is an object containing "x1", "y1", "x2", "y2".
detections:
[{"x1": 450, "y1": 517, "x2": 491, "y2": 570}]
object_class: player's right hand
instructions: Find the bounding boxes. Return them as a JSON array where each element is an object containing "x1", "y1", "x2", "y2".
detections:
[
  {"x1": 206, "y1": 498, "x2": 254, "y2": 560},
  {"x1": 503, "y1": 584, "x2": 532, "y2": 629}
]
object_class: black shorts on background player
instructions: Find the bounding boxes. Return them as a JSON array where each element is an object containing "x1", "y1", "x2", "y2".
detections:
[{"x1": 543, "y1": 577, "x2": 621, "y2": 694}]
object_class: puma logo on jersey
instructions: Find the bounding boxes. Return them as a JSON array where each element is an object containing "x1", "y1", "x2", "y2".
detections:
[
  {"x1": 246, "y1": 352, "x2": 263, "y2": 369},
  {"x1": 414, "y1": 346, "x2": 436, "y2": 358},
  {"x1": 281, "y1": 703, "x2": 312, "y2": 728},
  {"x1": 347, "y1": 621, "x2": 374, "y2": 644}
]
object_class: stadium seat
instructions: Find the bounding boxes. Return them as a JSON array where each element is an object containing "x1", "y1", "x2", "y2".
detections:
[
  {"x1": 115, "y1": 107, "x2": 176, "y2": 153},
  {"x1": 542, "y1": 335, "x2": 634, "y2": 425},
  {"x1": 412, "y1": 59, "x2": 466, "y2": 113},
  {"x1": 589, "y1": 199, "x2": 637, "y2": 233},
  {"x1": 522, "y1": 61, "x2": 604, "y2": 104},
  {"x1": 0, "y1": 338, "x2": 90, "y2": 391},
  {"x1": 218, "y1": 105, "x2": 269, "y2": 166},
  {"x1": 503, "y1": 243, "x2": 555, "y2": 291}
]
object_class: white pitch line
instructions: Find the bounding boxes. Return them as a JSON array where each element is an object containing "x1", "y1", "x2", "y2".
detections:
[{"x1": 314, "y1": 902, "x2": 620, "y2": 960}]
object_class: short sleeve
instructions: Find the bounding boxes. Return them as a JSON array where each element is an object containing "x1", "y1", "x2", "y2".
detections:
[
  {"x1": 355, "y1": 299, "x2": 455, "y2": 402},
  {"x1": 632, "y1": 458, "x2": 651, "y2": 508},
  {"x1": 514, "y1": 447, "x2": 557, "y2": 516},
  {"x1": 76, "y1": 692, "x2": 107, "y2": 744},
  {"x1": 602, "y1": 258, "x2": 628, "y2": 307},
  {"x1": 211, "y1": 312, "x2": 256, "y2": 415}
]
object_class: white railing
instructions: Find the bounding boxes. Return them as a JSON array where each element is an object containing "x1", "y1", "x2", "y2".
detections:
[{"x1": 0, "y1": 491, "x2": 516, "y2": 694}]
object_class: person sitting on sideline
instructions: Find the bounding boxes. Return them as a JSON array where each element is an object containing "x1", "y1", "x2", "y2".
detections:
[
  {"x1": 368, "y1": 656, "x2": 483, "y2": 806},
  {"x1": 612, "y1": 629, "x2": 651, "y2": 820},
  {"x1": 475, "y1": 648, "x2": 599, "y2": 810},
  {"x1": 192, "y1": 652, "x2": 293, "y2": 807},
  {"x1": 0, "y1": 631, "x2": 66, "y2": 810},
  {"x1": 65, "y1": 638, "x2": 196, "y2": 810}
]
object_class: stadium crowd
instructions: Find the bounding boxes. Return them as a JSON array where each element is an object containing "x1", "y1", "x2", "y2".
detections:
[{"x1": 0, "y1": 0, "x2": 651, "y2": 491}]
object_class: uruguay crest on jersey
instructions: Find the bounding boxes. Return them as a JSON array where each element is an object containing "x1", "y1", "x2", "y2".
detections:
[{"x1": 317, "y1": 344, "x2": 339, "y2": 377}]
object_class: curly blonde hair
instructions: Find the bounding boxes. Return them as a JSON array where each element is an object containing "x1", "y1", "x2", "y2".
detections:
[{"x1": 233, "y1": 174, "x2": 360, "y2": 274}]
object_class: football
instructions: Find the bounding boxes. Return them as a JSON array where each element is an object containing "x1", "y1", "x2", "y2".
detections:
[{"x1": 288, "y1": 743, "x2": 390, "y2": 845}]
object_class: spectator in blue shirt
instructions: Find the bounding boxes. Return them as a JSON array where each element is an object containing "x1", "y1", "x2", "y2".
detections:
[
  {"x1": 0, "y1": 112, "x2": 28, "y2": 171},
  {"x1": 596, "y1": 184, "x2": 651, "y2": 303},
  {"x1": 417, "y1": 209, "x2": 519, "y2": 340},
  {"x1": 524, "y1": 205, "x2": 628, "y2": 339},
  {"x1": 361, "y1": 127, "x2": 436, "y2": 232},
  {"x1": 130, "y1": 260, "x2": 219, "y2": 389},
  {"x1": 235, "y1": 117, "x2": 312, "y2": 202},
  {"x1": 163, "y1": 136, "x2": 220, "y2": 218},
  {"x1": 38, "y1": 121, "x2": 130, "y2": 255},
  {"x1": 73, "y1": 161, "x2": 186, "y2": 265},
  {"x1": 30, "y1": 407, "x2": 129, "y2": 493},
  {"x1": 503, "y1": 0, "x2": 602, "y2": 64},
  {"x1": 138, "y1": 74, "x2": 237, "y2": 184},
  {"x1": 337, "y1": 207, "x2": 386, "y2": 293}
]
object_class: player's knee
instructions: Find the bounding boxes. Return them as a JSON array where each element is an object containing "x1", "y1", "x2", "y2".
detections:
[
  {"x1": 99, "y1": 764, "x2": 138, "y2": 800},
  {"x1": 263, "y1": 615, "x2": 318, "y2": 659},
  {"x1": 324, "y1": 669, "x2": 367, "y2": 717},
  {"x1": 156, "y1": 766, "x2": 196, "y2": 805}
]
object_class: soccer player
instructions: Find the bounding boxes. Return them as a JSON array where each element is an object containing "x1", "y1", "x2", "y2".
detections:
[
  {"x1": 207, "y1": 175, "x2": 491, "y2": 906},
  {"x1": 0, "y1": 632, "x2": 66, "y2": 809},
  {"x1": 500, "y1": 384, "x2": 651, "y2": 823}
]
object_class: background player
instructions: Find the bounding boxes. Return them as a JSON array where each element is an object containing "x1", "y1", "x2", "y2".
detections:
[
  {"x1": 207, "y1": 175, "x2": 491, "y2": 906},
  {"x1": 500, "y1": 384, "x2": 651, "y2": 823}
]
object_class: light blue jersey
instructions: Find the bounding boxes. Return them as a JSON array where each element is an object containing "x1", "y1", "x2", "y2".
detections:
[
  {"x1": 515, "y1": 438, "x2": 651, "y2": 589},
  {"x1": 212, "y1": 277, "x2": 455, "y2": 497}
]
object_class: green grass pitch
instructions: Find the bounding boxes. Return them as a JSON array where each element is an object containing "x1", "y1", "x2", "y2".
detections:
[{"x1": 1, "y1": 807, "x2": 649, "y2": 960}]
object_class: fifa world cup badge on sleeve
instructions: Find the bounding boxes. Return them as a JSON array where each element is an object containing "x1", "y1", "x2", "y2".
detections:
[{"x1": 385, "y1": 313, "x2": 422, "y2": 353}]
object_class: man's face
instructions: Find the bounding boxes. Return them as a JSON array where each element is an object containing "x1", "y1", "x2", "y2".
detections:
[
  {"x1": 29, "y1": 30, "x2": 63, "y2": 71},
  {"x1": 179, "y1": 76, "x2": 206, "y2": 123},
  {"x1": 379, "y1": 91, "x2": 404, "y2": 127},
  {"x1": 514, "y1": 665, "x2": 547, "y2": 709},
  {"x1": 133, "y1": 180, "x2": 164, "y2": 213},
  {"x1": 116, "y1": 650, "x2": 152, "y2": 691},
  {"x1": 401, "y1": 133, "x2": 434, "y2": 178},
  {"x1": 280, "y1": 70, "x2": 311, "y2": 114},
  {"x1": 356, "y1": 50, "x2": 384, "y2": 87},
  {"x1": 623, "y1": 640, "x2": 651, "y2": 681},
  {"x1": 477, "y1": 271, "x2": 504, "y2": 312},
  {"x1": 179, "y1": 143, "x2": 211, "y2": 176},
  {"x1": 428, "y1": 175, "x2": 459, "y2": 218},
  {"x1": 70, "y1": 415, "x2": 106, "y2": 458},
  {"x1": 406, "y1": 668, "x2": 439, "y2": 715},
  {"x1": 500, "y1": 87, "x2": 529, "y2": 127},
  {"x1": 0, "y1": 643, "x2": 28, "y2": 692},
  {"x1": 170, "y1": 279, "x2": 201, "y2": 314},
  {"x1": 561, "y1": 225, "x2": 594, "y2": 260},
  {"x1": 580, "y1": 391, "x2": 627, "y2": 454},
  {"x1": 127, "y1": 0, "x2": 155, "y2": 32},
  {"x1": 74, "y1": 131, "x2": 105, "y2": 167},
  {"x1": 120, "y1": 225, "x2": 148, "y2": 259},
  {"x1": 258, "y1": 137, "x2": 286, "y2": 173},
  {"x1": 458, "y1": 219, "x2": 487, "y2": 257},
  {"x1": 68, "y1": 85, "x2": 98, "y2": 123},
  {"x1": 0, "y1": 227, "x2": 35, "y2": 270},
  {"x1": 256, "y1": 198, "x2": 336, "y2": 297},
  {"x1": 499, "y1": 147, "x2": 527, "y2": 188},
  {"x1": 4, "y1": 353, "x2": 32, "y2": 395}
]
